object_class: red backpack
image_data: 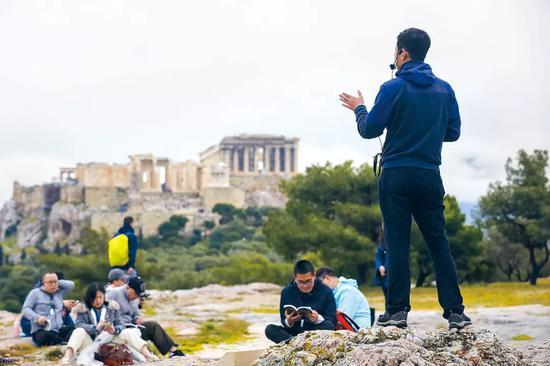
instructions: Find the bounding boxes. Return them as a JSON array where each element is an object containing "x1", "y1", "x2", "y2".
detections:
[{"x1": 335, "y1": 310, "x2": 360, "y2": 332}]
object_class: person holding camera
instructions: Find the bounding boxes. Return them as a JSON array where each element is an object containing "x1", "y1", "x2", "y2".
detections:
[{"x1": 340, "y1": 28, "x2": 471, "y2": 330}]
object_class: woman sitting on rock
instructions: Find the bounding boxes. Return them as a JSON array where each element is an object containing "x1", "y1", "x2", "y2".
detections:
[{"x1": 61, "y1": 282, "x2": 158, "y2": 364}]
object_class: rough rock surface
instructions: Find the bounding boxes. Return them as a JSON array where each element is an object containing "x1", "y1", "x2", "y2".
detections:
[
  {"x1": 517, "y1": 340, "x2": 550, "y2": 366},
  {"x1": 245, "y1": 190, "x2": 287, "y2": 208},
  {"x1": 253, "y1": 326, "x2": 541, "y2": 366},
  {"x1": 45, "y1": 202, "x2": 91, "y2": 250},
  {"x1": 15, "y1": 211, "x2": 47, "y2": 249},
  {"x1": 0, "y1": 200, "x2": 21, "y2": 241}
]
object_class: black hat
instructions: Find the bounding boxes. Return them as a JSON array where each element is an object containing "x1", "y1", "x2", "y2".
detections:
[{"x1": 128, "y1": 277, "x2": 149, "y2": 298}]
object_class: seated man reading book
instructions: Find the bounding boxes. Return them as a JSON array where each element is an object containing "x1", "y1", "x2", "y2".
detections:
[{"x1": 265, "y1": 260, "x2": 336, "y2": 343}]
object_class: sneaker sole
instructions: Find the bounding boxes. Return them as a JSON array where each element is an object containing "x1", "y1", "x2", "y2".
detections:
[
  {"x1": 449, "y1": 320, "x2": 472, "y2": 330},
  {"x1": 376, "y1": 319, "x2": 408, "y2": 328}
]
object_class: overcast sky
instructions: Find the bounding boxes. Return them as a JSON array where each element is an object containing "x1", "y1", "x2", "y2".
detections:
[{"x1": 0, "y1": 0, "x2": 548, "y2": 208}]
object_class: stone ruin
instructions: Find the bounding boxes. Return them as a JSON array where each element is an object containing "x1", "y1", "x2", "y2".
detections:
[{"x1": 0, "y1": 134, "x2": 299, "y2": 258}]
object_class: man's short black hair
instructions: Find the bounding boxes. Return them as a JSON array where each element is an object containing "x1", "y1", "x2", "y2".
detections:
[
  {"x1": 316, "y1": 267, "x2": 335, "y2": 280},
  {"x1": 397, "y1": 28, "x2": 431, "y2": 61},
  {"x1": 293, "y1": 260, "x2": 315, "y2": 276},
  {"x1": 123, "y1": 216, "x2": 134, "y2": 226}
]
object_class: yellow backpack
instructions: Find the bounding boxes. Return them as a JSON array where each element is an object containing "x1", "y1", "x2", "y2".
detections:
[{"x1": 108, "y1": 234, "x2": 129, "y2": 267}]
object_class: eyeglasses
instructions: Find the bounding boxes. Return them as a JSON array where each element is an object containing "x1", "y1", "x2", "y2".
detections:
[
  {"x1": 44, "y1": 280, "x2": 58, "y2": 284},
  {"x1": 295, "y1": 279, "x2": 314, "y2": 286}
]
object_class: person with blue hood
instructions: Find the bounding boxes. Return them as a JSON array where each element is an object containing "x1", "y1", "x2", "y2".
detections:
[
  {"x1": 317, "y1": 267, "x2": 371, "y2": 328},
  {"x1": 339, "y1": 28, "x2": 471, "y2": 330},
  {"x1": 113, "y1": 216, "x2": 139, "y2": 276}
]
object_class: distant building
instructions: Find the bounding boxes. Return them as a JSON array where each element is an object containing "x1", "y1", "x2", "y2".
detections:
[{"x1": 6, "y1": 134, "x2": 299, "y2": 246}]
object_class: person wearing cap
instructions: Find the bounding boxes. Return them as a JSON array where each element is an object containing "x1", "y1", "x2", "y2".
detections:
[
  {"x1": 105, "y1": 268, "x2": 130, "y2": 291},
  {"x1": 105, "y1": 277, "x2": 185, "y2": 358}
]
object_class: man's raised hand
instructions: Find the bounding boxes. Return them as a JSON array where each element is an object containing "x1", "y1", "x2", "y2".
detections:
[{"x1": 339, "y1": 90, "x2": 364, "y2": 111}]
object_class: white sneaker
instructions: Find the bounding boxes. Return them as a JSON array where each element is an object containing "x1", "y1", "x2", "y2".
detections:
[
  {"x1": 146, "y1": 354, "x2": 160, "y2": 362},
  {"x1": 61, "y1": 354, "x2": 75, "y2": 365}
]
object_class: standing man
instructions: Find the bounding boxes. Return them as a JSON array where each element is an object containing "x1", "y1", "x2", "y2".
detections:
[
  {"x1": 111, "y1": 216, "x2": 139, "y2": 276},
  {"x1": 339, "y1": 28, "x2": 471, "y2": 329}
]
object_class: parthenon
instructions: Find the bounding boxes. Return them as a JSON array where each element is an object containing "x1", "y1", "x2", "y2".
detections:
[
  {"x1": 55, "y1": 134, "x2": 299, "y2": 195},
  {"x1": 199, "y1": 134, "x2": 299, "y2": 177},
  {"x1": 9, "y1": 134, "x2": 299, "y2": 241}
]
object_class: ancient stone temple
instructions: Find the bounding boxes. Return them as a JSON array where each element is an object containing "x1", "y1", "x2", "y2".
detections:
[
  {"x1": 4, "y1": 134, "x2": 299, "y2": 245},
  {"x1": 199, "y1": 134, "x2": 300, "y2": 177}
]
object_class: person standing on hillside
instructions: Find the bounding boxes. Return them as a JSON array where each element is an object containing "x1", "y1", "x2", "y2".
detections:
[
  {"x1": 339, "y1": 28, "x2": 471, "y2": 330},
  {"x1": 110, "y1": 216, "x2": 139, "y2": 276}
]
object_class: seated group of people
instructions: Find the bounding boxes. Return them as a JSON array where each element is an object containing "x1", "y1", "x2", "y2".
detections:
[
  {"x1": 21, "y1": 258, "x2": 372, "y2": 360},
  {"x1": 265, "y1": 260, "x2": 372, "y2": 343},
  {"x1": 21, "y1": 269, "x2": 185, "y2": 364}
]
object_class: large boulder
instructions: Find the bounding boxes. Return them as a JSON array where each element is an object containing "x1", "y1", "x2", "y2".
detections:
[{"x1": 254, "y1": 326, "x2": 535, "y2": 366}]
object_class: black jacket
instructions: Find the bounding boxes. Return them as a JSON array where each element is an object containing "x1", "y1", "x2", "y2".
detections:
[{"x1": 279, "y1": 279, "x2": 336, "y2": 329}]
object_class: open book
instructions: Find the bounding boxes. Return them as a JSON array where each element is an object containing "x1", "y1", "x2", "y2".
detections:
[{"x1": 284, "y1": 305, "x2": 313, "y2": 316}]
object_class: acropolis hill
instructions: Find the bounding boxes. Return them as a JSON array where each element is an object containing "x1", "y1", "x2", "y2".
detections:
[{"x1": 0, "y1": 134, "x2": 299, "y2": 256}]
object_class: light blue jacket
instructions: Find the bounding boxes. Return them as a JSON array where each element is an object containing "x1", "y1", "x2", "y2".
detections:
[{"x1": 333, "y1": 277, "x2": 371, "y2": 328}]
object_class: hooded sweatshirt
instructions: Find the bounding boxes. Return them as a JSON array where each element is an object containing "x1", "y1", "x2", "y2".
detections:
[
  {"x1": 279, "y1": 279, "x2": 336, "y2": 330},
  {"x1": 116, "y1": 224, "x2": 138, "y2": 269},
  {"x1": 333, "y1": 277, "x2": 371, "y2": 328},
  {"x1": 354, "y1": 61, "x2": 461, "y2": 171}
]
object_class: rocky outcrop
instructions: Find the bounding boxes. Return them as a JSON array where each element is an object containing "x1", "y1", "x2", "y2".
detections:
[
  {"x1": 245, "y1": 190, "x2": 287, "y2": 208},
  {"x1": 253, "y1": 326, "x2": 539, "y2": 366},
  {"x1": 45, "y1": 202, "x2": 92, "y2": 251},
  {"x1": 0, "y1": 200, "x2": 21, "y2": 240},
  {"x1": 16, "y1": 211, "x2": 47, "y2": 249}
]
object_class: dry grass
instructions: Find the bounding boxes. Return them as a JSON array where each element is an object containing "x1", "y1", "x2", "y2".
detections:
[
  {"x1": 0, "y1": 343, "x2": 37, "y2": 358},
  {"x1": 364, "y1": 278, "x2": 550, "y2": 311},
  {"x1": 225, "y1": 307, "x2": 278, "y2": 315},
  {"x1": 511, "y1": 334, "x2": 534, "y2": 341},
  {"x1": 166, "y1": 318, "x2": 250, "y2": 354}
]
